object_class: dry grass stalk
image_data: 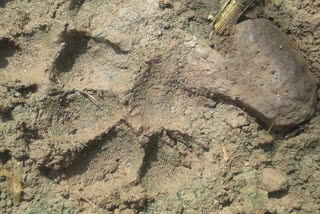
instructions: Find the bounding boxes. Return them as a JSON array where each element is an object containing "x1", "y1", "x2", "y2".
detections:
[
  {"x1": 212, "y1": 0, "x2": 256, "y2": 34},
  {"x1": 267, "y1": 121, "x2": 275, "y2": 134},
  {"x1": 0, "y1": 162, "x2": 23, "y2": 205},
  {"x1": 221, "y1": 145, "x2": 229, "y2": 161}
]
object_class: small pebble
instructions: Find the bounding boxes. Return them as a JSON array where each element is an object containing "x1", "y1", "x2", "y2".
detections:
[
  {"x1": 14, "y1": 91, "x2": 21, "y2": 97},
  {"x1": 1, "y1": 192, "x2": 7, "y2": 199},
  {"x1": 6, "y1": 199, "x2": 13, "y2": 207},
  {"x1": 261, "y1": 168, "x2": 288, "y2": 193}
]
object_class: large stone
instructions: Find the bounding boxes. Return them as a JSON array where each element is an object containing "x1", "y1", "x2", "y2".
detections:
[
  {"x1": 261, "y1": 168, "x2": 288, "y2": 193},
  {"x1": 183, "y1": 19, "x2": 318, "y2": 131}
]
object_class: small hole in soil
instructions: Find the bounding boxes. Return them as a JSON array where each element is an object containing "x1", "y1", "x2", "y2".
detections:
[
  {"x1": 0, "y1": 149, "x2": 11, "y2": 164},
  {"x1": 260, "y1": 143, "x2": 275, "y2": 157},
  {"x1": 139, "y1": 134, "x2": 160, "y2": 179},
  {"x1": 0, "y1": 110, "x2": 13, "y2": 122},
  {"x1": 268, "y1": 190, "x2": 288, "y2": 199},
  {"x1": 16, "y1": 84, "x2": 38, "y2": 98},
  {"x1": 69, "y1": 0, "x2": 86, "y2": 10},
  {"x1": 0, "y1": 38, "x2": 20, "y2": 69},
  {"x1": 264, "y1": 211, "x2": 277, "y2": 214},
  {"x1": 267, "y1": 17, "x2": 275, "y2": 22}
]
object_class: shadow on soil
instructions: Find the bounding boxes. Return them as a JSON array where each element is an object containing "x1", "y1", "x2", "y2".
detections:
[{"x1": 0, "y1": 38, "x2": 19, "y2": 68}]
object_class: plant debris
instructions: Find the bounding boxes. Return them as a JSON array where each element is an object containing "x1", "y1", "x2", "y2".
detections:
[
  {"x1": 0, "y1": 162, "x2": 23, "y2": 206},
  {"x1": 211, "y1": 0, "x2": 256, "y2": 34}
]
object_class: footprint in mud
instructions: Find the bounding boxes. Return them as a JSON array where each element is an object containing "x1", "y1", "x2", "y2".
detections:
[
  {"x1": 52, "y1": 29, "x2": 140, "y2": 94},
  {"x1": 59, "y1": 124, "x2": 146, "y2": 210}
]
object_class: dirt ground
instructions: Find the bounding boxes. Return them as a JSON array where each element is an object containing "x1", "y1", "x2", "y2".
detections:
[{"x1": 0, "y1": 0, "x2": 319, "y2": 213}]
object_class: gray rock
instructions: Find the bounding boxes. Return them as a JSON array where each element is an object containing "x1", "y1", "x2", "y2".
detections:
[
  {"x1": 183, "y1": 19, "x2": 318, "y2": 132},
  {"x1": 261, "y1": 168, "x2": 288, "y2": 193}
]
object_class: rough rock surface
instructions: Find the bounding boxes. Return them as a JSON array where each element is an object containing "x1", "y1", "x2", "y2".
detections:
[
  {"x1": 261, "y1": 168, "x2": 288, "y2": 193},
  {"x1": 184, "y1": 19, "x2": 318, "y2": 131}
]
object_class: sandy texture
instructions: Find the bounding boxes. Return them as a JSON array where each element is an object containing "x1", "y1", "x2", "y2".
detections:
[{"x1": 0, "y1": 0, "x2": 319, "y2": 213}]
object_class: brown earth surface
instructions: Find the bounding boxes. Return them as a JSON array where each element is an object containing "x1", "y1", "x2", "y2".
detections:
[{"x1": 0, "y1": 0, "x2": 319, "y2": 213}]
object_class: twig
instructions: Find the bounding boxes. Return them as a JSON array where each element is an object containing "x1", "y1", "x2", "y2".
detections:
[
  {"x1": 73, "y1": 191, "x2": 96, "y2": 207},
  {"x1": 79, "y1": 91, "x2": 102, "y2": 111},
  {"x1": 221, "y1": 145, "x2": 229, "y2": 161},
  {"x1": 267, "y1": 121, "x2": 275, "y2": 134},
  {"x1": 54, "y1": 76, "x2": 102, "y2": 111}
]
